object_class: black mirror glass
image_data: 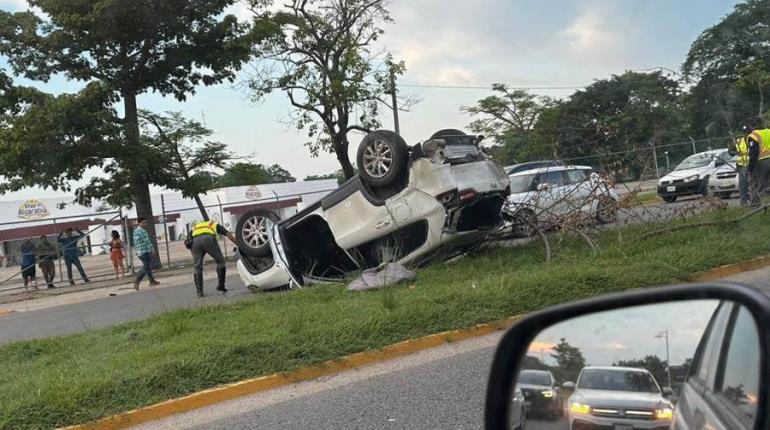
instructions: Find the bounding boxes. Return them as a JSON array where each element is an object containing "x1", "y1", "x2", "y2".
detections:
[{"x1": 508, "y1": 300, "x2": 761, "y2": 430}]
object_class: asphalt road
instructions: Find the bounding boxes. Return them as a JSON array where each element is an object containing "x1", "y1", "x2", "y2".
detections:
[
  {"x1": 131, "y1": 266, "x2": 769, "y2": 430},
  {"x1": 0, "y1": 271, "x2": 263, "y2": 344}
]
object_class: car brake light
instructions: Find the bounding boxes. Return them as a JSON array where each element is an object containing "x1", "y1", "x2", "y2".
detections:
[{"x1": 459, "y1": 189, "x2": 478, "y2": 202}]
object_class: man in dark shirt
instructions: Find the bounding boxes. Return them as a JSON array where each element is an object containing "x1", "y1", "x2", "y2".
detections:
[
  {"x1": 57, "y1": 228, "x2": 90, "y2": 285},
  {"x1": 190, "y1": 220, "x2": 236, "y2": 297},
  {"x1": 37, "y1": 235, "x2": 57, "y2": 288}
]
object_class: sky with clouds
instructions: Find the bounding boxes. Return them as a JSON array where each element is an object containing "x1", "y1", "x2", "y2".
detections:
[
  {"x1": 0, "y1": 0, "x2": 740, "y2": 200},
  {"x1": 531, "y1": 300, "x2": 720, "y2": 369}
]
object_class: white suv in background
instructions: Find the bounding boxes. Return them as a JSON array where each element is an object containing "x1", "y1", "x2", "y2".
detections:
[
  {"x1": 503, "y1": 165, "x2": 619, "y2": 237},
  {"x1": 566, "y1": 366, "x2": 674, "y2": 430}
]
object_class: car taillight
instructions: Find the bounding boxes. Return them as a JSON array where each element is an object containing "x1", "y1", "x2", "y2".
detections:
[
  {"x1": 459, "y1": 189, "x2": 478, "y2": 202},
  {"x1": 436, "y1": 190, "x2": 458, "y2": 208}
]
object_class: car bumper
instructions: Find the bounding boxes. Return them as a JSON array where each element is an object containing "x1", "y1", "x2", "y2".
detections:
[
  {"x1": 657, "y1": 178, "x2": 706, "y2": 197},
  {"x1": 236, "y1": 258, "x2": 290, "y2": 291},
  {"x1": 708, "y1": 176, "x2": 738, "y2": 192},
  {"x1": 570, "y1": 414, "x2": 670, "y2": 430}
]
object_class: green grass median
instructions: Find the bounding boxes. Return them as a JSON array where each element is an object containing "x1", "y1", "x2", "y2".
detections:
[{"x1": 1, "y1": 208, "x2": 769, "y2": 429}]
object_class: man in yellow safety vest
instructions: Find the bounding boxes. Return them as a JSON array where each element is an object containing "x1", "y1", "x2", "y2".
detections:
[
  {"x1": 731, "y1": 136, "x2": 750, "y2": 206},
  {"x1": 190, "y1": 220, "x2": 237, "y2": 297},
  {"x1": 745, "y1": 116, "x2": 770, "y2": 206}
]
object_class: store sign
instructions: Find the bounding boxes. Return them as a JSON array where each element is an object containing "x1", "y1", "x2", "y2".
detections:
[
  {"x1": 17, "y1": 199, "x2": 50, "y2": 220},
  {"x1": 245, "y1": 186, "x2": 262, "y2": 200}
]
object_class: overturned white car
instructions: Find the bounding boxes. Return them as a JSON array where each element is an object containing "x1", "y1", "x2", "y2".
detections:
[{"x1": 235, "y1": 129, "x2": 511, "y2": 290}]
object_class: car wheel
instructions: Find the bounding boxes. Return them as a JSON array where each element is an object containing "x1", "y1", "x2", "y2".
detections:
[
  {"x1": 357, "y1": 130, "x2": 409, "y2": 187},
  {"x1": 662, "y1": 195, "x2": 677, "y2": 203},
  {"x1": 595, "y1": 196, "x2": 618, "y2": 224},
  {"x1": 512, "y1": 209, "x2": 537, "y2": 238},
  {"x1": 236, "y1": 208, "x2": 279, "y2": 258}
]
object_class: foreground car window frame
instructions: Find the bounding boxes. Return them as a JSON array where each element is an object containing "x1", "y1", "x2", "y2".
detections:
[{"x1": 484, "y1": 282, "x2": 770, "y2": 430}]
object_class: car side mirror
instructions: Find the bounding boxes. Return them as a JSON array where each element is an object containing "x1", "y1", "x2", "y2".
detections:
[
  {"x1": 662, "y1": 386, "x2": 674, "y2": 398},
  {"x1": 484, "y1": 283, "x2": 769, "y2": 430},
  {"x1": 536, "y1": 183, "x2": 551, "y2": 192}
]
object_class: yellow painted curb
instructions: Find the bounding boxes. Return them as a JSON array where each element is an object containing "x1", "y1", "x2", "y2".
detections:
[
  {"x1": 58, "y1": 315, "x2": 524, "y2": 430},
  {"x1": 0, "y1": 309, "x2": 14, "y2": 317},
  {"x1": 57, "y1": 255, "x2": 770, "y2": 430},
  {"x1": 689, "y1": 255, "x2": 770, "y2": 282}
]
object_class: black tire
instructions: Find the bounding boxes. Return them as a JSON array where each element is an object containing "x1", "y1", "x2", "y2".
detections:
[
  {"x1": 662, "y1": 195, "x2": 677, "y2": 203},
  {"x1": 512, "y1": 209, "x2": 537, "y2": 238},
  {"x1": 236, "y1": 208, "x2": 280, "y2": 258},
  {"x1": 356, "y1": 130, "x2": 409, "y2": 187},
  {"x1": 596, "y1": 196, "x2": 618, "y2": 224}
]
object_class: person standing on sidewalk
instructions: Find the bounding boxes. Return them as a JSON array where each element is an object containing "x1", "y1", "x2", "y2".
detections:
[
  {"x1": 19, "y1": 238, "x2": 37, "y2": 290},
  {"x1": 190, "y1": 220, "x2": 237, "y2": 297},
  {"x1": 132, "y1": 217, "x2": 160, "y2": 290},
  {"x1": 109, "y1": 230, "x2": 126, "y2": 279},
  {"x1": 746, "y1": 116, "x2": 770, "y2": 205},
  {"x1": 37, "y1": 235, "x2": 57, "y2": 288},
  {"x1": 57, "y1": 228, "x2": 90, "y2": 286}
]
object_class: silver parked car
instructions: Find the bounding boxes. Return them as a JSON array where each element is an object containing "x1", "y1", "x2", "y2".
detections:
[{"x1": 235, "y1": 129, "x2": 510, "y2": 290}]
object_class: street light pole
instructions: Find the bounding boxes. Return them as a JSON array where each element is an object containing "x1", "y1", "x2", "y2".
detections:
[{"x1": 656, "y1": 330, "x2": 672, "y2": 388}]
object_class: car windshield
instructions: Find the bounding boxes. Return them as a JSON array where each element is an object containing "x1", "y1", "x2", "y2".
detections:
[
  {"x1": 675, "y1": 154, "x2": 715, "y2": 170},
  {"x1": 510, "y1": 174, "x2": 536, "y2": 194},
  {"x1": 577, "y1": 369, "x2": 659, "y2": 393},
  {"x1": 518, "y1": 371, "x2": 551, "y2": 386}
]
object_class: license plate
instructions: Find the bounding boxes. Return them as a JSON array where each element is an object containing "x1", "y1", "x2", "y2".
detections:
[
  {"x1": 667, "y1": 186, "x2": 676, "y2": 192},
  {"x1": 614, "y1": 425, "x2": 633, "y2": 430}
]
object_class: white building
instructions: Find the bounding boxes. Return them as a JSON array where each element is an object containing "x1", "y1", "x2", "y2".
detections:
[{"x1": 0, "y1": 180, "x2": 338, "y2": 264}]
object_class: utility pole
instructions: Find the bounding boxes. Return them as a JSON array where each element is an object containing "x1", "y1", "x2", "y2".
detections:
[
  {"x1": 390, "y1": 69, "x2": 400, "y2": 135},
  {"x1": 656, "y1": 330, "x2": 672, "y2": 388},
  {"x1": 651, "y1": 142, "x2": 660, "y2": 179}
]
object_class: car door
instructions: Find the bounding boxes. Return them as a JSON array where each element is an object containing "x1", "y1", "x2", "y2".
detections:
[
  {"x1": 673, "y1": 302, "x2": 733, "y2": 430},
  {"x1": 702, "y1": 305, "x2": 760, "y2": 430},
  {"x1": 563, "y1": 168, "x2": 593, "y2": 213},
  {"x1": 531, "y1": 169, "x2": 568, "y2": 219}
]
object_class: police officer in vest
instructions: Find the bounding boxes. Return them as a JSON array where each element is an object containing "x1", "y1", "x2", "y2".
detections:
[
  {"x1": 191, "y1": 220, "x2": 237, "y2": 297},
  {"x1": 745, "y1": 116, "x2": 770, "y2": 206},
  {"x1": 731, "y1": 135, "x2": 750, "y2": 206}
]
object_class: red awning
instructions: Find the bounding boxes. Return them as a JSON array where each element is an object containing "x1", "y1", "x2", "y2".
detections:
[{"x1": 224, "y1": 198, "x2": 302, "y2": 216}]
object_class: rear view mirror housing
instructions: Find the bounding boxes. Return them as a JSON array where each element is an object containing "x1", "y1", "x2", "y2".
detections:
[{"x1": 484, "y1": 283, "x2": 770, "y2": 430}]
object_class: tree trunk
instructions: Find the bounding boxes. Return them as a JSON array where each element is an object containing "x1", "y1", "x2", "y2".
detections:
[
  {"x1": 333, "y1": 134, "x2": 355, "y2": 179},
  {"x1": 123, "y1": 91, "x2": 161, "y2": 265}
]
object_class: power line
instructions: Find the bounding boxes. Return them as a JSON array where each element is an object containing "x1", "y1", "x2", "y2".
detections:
[{"x1": 399, "y1": 83, "x2": 587, "y2": 91}]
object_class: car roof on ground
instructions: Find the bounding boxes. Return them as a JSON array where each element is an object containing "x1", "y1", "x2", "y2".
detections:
[{"x1": 509, "y1": 165, "x2": 592, "y2": 177}]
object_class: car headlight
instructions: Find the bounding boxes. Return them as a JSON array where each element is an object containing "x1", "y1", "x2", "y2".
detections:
[
  {"x1": 684, "y1": 174, "x2": 699, "y2": 182},
  {"x1": 655, "y1": 408, "x2": 674, "y2": 420},
  {"x1": 570, "y1": 402, "x2": 591, "y2": 414},
  {"x1": 541, "y1": 390, "x2": 555, "y2": 398}
]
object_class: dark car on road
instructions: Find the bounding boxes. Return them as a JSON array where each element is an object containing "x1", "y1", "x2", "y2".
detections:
[{"x1": 517, "y1": 369, "x2": 564, "y2": 420}]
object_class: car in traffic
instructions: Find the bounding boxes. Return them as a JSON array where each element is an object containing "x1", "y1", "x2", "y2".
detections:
[
  {"x1": 657, "y1": 149, "x2": 731, "y2": 203},
  {"x1": 510, "y1": 386, "x2": 527, "y2": 430},
  {"x1": 707, "y1": 157, "x2": 739, "y2": 199},
  {"x1": 566, "y1": 366, "x2": 675, "y2": 430},
  {"x1": 502, "y1": 165, "x2": 619, "y2": 237},
  {"x1": 517, "y1": 369, "x2": 564, "y2": 420},
  {"x1": 235, "y1": 129, "x2": 510, "y2": 290},
  {"x1": 672, "y1": 301, "x2": 760, "y2": 430}
]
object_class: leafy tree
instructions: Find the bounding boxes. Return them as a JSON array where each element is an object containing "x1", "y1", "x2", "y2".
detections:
[
  {"x1": 217, "y1": 162, "x2": 296, "y2": 188},
  {"x1": 550, "y1": 71, "x2": 686, "y2": 179},
  {"x1": 462, "y1": 85, "x2": 557, "y2": 165},
  {"x1": 265, "y1": 164, "x2": 296, "y2": 183},
  {"x1": 0, "y1": 0, "x2": 262, "y2": 244},
  {"x1": 550, "y1": 338, "x2": 586, "y2": 384},
  {"x1": 615, "y1": 355, "x2": 670, "y2": 388},
  {"x1": 245, "y1": 0, "x2": 410, "y2": 179},
  {"x1": 682, "y1": 0, "x2": 770, "y2": 135}
]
